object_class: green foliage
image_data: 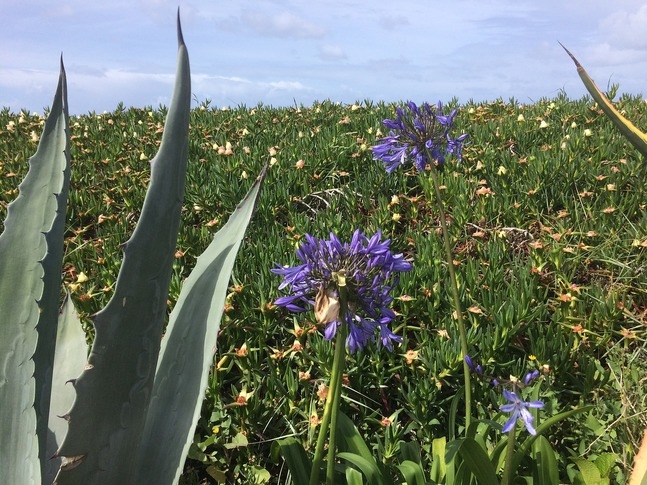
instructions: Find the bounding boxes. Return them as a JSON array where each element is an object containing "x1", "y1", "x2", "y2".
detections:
[{"x1": 2, "y1": 93, "x2": 646, "y2": 482}]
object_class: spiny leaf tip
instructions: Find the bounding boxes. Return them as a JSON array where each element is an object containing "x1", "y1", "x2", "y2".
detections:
[{"x1": 177, "y1": 8, "x2": 184, "y2": 47}]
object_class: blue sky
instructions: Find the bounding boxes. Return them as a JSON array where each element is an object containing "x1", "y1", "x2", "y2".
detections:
[{"x1": 1, "y1": 0, "x2": 647, "y2": 115}]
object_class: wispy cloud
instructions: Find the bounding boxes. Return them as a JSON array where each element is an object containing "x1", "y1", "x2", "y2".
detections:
[
  {"x1": 1, "y1": 1, "x2": 646, "y2": 114},
  {"x1": 319, "y1": 44, "x2": 347, "y2": 61},
  {"x1": 600, "y1": 4, "x2": 647, "y2": 49},
  {"x1": 377, "y1": 15, "x2": 410, "y2": 29},
  {"x1": 240, "y1": 9, "x2": 326, "y2": 38}
]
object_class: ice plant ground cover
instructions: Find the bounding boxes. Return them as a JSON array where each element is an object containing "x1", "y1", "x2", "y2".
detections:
[{"x1": 1, "y1": 94, "x2": 646, "y2": 483}]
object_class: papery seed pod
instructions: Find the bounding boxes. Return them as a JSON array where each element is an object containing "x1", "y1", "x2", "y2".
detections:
[{"x1": 314, "y1": 285, "x2": 340, "y2": 325}]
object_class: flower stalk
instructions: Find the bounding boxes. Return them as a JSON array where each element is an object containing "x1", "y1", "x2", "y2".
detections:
[
  {"x1": 309, "y1": 273, "x2": 348, "y2": 485},
  {"x1": 372, "y1": 100, "x2": 471, "y2": 431},
  {"x1": 427, "y1": 163, "x2": 471, "y2": 430},
  {"x1": 273, "y1": 232, "x2": 411, "y2": 484},
  {"x1": 501, "y1": 426, "x2": 517, "y2": 485}
]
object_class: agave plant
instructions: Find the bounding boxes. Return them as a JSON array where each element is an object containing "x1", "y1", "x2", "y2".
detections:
[
  {"x1": 561, "y1": 42, "x2": 647, "y2": 160},
  {"x1": 0, "y1": 14, "x2": 266, "y2": 484}
]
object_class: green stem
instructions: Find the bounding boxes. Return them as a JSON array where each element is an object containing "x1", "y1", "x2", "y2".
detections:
[
  {"x1": 309, "y1": 282, "x2": 348, "y2": 485},
  {"x1": 326, "y1": 315, "x2": 347, "y2": 484},
  {"x1": 501, "y1": 427, "x2": 517, "y2": 485},
  {"x1": 427, "y1": 165, "x2": 471, "y2": 432}
]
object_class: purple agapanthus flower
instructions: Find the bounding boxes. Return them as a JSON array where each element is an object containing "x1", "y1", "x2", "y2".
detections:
[
  {"x1": 272, "y1": 230, "x2": 412, "y2": 353},
  {"x1": 500, "y1": 389, "x2": 544, "y2": 435},
  {"x1": 372, "y1": 101, "x2": 468, "y2": 173}
]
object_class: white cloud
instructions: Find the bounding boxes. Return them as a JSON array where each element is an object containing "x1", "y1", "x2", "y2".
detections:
[
  {"x1": 587, "y1": 42, "x2": 647, "y2": 66},
  {"x1": 241, "y1": 9, "x2": 326, "y2": 38},
  {"x1": 191, "y1": 72, "x2": 312, "y2": 107},
  {"x1": 318, "y1": 44, "x2": 347, "y2": 61},
  {"x1": 377, "y1": 14, "x2": 410, "y2": 29},
  {"x1": 601, "y1": 4, "x2": 647, "y2": 49}
]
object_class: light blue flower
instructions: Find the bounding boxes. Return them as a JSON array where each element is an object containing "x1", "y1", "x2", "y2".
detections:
[{"x1": 500, "y1": 389, "x2": 544, "y2": 435}]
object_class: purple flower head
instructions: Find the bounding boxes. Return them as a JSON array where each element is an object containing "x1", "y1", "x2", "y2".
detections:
[
  {"x1": 272, "y1": 230, "x2": 412, "y2": 353},
  {"x1": 372, "y1": 101, "x2": 468, "y2": 174},
  {"x1": 500, "y1": 389, "x2": 544, "y2": 435}
]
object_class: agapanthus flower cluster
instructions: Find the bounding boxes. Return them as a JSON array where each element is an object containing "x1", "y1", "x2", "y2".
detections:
[
  {"x1": 372, "y1": 101, "x2": 468, "y2": 173},
  {"x1": 465, "y1": 356, "x2": 544, "y2": 435},
  {"x1": 272, "y1": 230, "x2": 412, "y2": 353}
]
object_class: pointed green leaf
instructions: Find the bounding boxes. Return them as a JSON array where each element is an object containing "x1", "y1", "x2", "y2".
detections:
[
  {"x1": 0, "y1": 61, "x2": 69, "y2": 485},
  {"x1": 532, "y1": 435, "x2": 559, "y2": 485},
  {"x1": 277, "y1": 437, "x2": 312, "y2": 485},
  {"x1": 55, "y1": 16, "x2": 190, "y2": 484},
  {"x1": 336, "y1": 412, "x2": 377, "y2": 465},
  {"x1": 456, "y1": 437, "x2": 500, "y2": 485},
  {"x1": 135, "y1": 165, "x2": 267, "y2": 484},
  {"x1": 45, "y1": 293, "x2": 87, "y2": 483},
  {"x1": 594, "y1": 453, "x2": 618, "y2": 479},
  {"x1": 345, "y1": 466, "x2": 365, "y2": 485},
  {"x1": 35, "y1": 58, "x2": 72, "y2": 478},
  {"x1": 397, "y1": 460, "x2": 427, "y2": 485},
  {"x1": 337, "y1": 452, "x2": 384, "y2": 485},
  {"x1": 561, "y1": 42, "x2": 647, "y2": 158},
  {"x1": 431, "y1": 437, "x2": 447, "y2": 483},
  {"x1": 336, "y1": 412, "x2": 394, "y2": 485}
]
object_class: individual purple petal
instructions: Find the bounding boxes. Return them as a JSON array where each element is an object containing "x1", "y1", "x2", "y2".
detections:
[{"x1": 524, "y1": 370, "x2": 540, "y2": 384}]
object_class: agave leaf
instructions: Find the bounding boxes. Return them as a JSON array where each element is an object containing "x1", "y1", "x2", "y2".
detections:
[
  {"x1": 560, "y1": 42, "x2": 647, "y2": 159},
  {"x1": 43, "y1": 292, "x2": 88, "y2": 483},
  {"x1": 54, "y1": 15, "x2": 190, "y2": 484},
  {"x1": 0, "y1": 61, "x2": 69, "y2": 485},
  {"x1": 45, "y1": 292, "x2": 87, "y2": 483},
  {"x1": 135, "y1": 165, "x2": 267, "y2": 484},
  {"x1": 37, "y1": 59, "x2": 73, "y2": 478}
]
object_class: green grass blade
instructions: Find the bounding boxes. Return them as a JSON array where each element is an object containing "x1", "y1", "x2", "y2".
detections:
[
  {"x1": 135, "y1": 165, "x2": 267, "y2": 484},
  {"x1": 337, "y1": 452, "x2": 385, "y2": 485},
  {"x1": 532, "y1": 435, "x2": 559, "y2": 485},
  {"x1": 346, "y1": 466, "x2": 365, "y2": 485},
  {"x1": 336, "y1": 412, "x2": 377, "y2": 463},
  {"x1": 0, "y1": 62, "x2": 69, "y2": 485},
  {"x1": 54, "y1": 16, "x2": 190, "y2": 484},
  {"x1": 397, "y1": 460, "x2": 428, "y2": 485},
  {"x1": 431, "y1": 437, "x2": 447, "y2": 483},
  {"x1": 560, "y1": 42, "x2": 647, "y2": 159},
  {"x1": 45, "y1": 292, "x2": 87, "y2": 483},
  {"x1": 456, "y1": 437, "x2": 500, "y2": 485},
  {"x1": 336, "y1": 412, "x2": 394, "y2": 485},
  {"x1": 277, "y1": 437, "x2": 313, "y2": 485}
]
